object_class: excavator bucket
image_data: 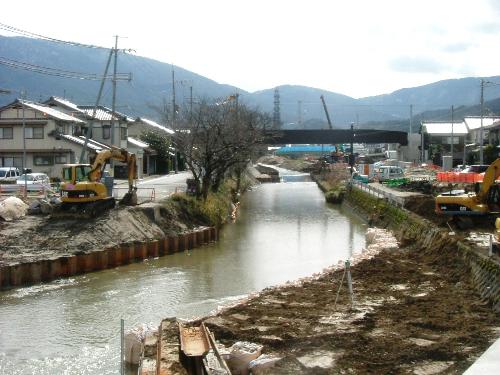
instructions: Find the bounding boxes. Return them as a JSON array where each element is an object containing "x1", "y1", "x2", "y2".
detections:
[{"x1": 120, "y1": 189, "x2": 138, "y2": 206}]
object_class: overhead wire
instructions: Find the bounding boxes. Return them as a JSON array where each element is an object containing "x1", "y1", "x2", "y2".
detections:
[
  {"x1": 0, "y1": 56, "x2": 128, "y2": 80},
  {"x1": 0, "y1": 22, "x2": 108, "y2": 49}
]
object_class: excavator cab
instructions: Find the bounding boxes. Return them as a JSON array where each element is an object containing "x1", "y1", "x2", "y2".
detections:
[
  {"x1": 57, "y1": 148, "x2": 138, "y2": 218},
  {"x1": 62, "y1": 164, "x2": 93, "y2": 184}
]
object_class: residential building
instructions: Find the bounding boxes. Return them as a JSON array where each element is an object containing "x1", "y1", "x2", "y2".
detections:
[
  {"x1": 421, "y1": 121, "x2": 468, "y2": 165},
  {"x1": 128, "y1": 117, "x2": 175, "y2": 175},
  {"x1": 0, "y1": 99, "x2": 108, "y2": 179}
]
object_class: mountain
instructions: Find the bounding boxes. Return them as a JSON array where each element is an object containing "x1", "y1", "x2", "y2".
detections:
[
  {"x1": 0, "y1": 36, "x2": 242, "y2": 118},
  {"x1": 1, "y1": 35, "x2": 499, "y2": 129},
  {"x1": 358, "y1": 77, "x2": 500, "y2": 119}
]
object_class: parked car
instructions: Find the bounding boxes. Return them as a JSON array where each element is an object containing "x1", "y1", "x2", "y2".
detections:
[
  {"x1": 16, "y1": 173, "x2": 51, "y2": 191},
  {"x1": 372, "y1": 166, "x2": 405, "y2": 182},
  {"x1": 462, "y1": 165, "x2": 490, "y2": 174},
  {"x1": 0, "y1": 167, "x2": 21, "y2": 183}
]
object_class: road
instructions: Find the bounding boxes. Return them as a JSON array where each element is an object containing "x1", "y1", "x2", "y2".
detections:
[{"x1": 115, "y1": 171, "x2": 192, "y2": 201}]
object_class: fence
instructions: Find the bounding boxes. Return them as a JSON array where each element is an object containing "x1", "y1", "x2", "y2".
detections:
[
  {"x1": 0, "y1": 183, "x2": 56, "y2": 198},
  {"x1": 112, "y1": 187, "x2": 156, "y2": 203},
  {"x1": 351, "y1": 179, "x2": 405, "y2": 207},
  {"x1": 436, "y1": 172, "x2": 484, "y2": 184}
]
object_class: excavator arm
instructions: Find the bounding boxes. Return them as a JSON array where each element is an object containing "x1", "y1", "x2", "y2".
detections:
[
  {"x1": 89, "y1": 147, "x2": 138, "y2": 205},
  {"x1": 477, "y1": 158, "x2": 500, "y2": 202}
]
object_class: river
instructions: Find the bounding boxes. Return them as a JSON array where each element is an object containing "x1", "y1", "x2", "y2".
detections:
[{"x1": 0, "y1": 169, "x2": 367, "y2": 374}]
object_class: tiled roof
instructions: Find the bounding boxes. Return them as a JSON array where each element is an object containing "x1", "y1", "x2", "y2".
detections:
[
  {"x1": 17, "y1": 100, "x2": 85, "y2": 123},
  {"x1": 78, "y1": 105, "x2": 134, "y2": 122},
  {"x1": 135, "y1": 117, "x2": 174, "y2": 134},
  {"x1": 59, "y1": 134, "x2": 111, "y2": 151},
  {"x1": 45, "y1": 96, "x2": 86, "y2": 114},
  {"x1": 128, "y1": 137, "x2": 149, "y2": 148}
]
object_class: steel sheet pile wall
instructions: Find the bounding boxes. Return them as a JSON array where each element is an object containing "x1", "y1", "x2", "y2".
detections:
[{"x1": 0, "y1": 227, "x2": 218, "y2": 289}]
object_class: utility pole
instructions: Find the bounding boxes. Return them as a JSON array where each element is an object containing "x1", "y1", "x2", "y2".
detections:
[
  {"x1": 80, "y1": 48, "x2": 114, "y2": 163},
  {"x1": 273, "y1": 87, "x2": 281, "y2": 129},
  {"x1": 111, "y1": 36, "x2": 119, "y2": 148},
  {"x1": 297, "y1": 100, "x2": 302, "y2": 127},
  {"x1": 21, "y1": 90, "x2": 27, "y2": 197},
  {"x1": 409, "y1": 104, "x2": 413, "y2": 134},
  {"x1": 189, "y1": 86, "x2": 193, "y2": 119},
  {"x1": 172, "y1": 66, "x2": 178, "y2": 174},
  {"x1": 451, "y1": 105, "x2": 454, "y2": 165},
  {"x1": 350, "y1": 122, "x2": 354, "y2": 175},
  {"x1": 480, "y1": 79, "x2": 484, "y2": 165}
]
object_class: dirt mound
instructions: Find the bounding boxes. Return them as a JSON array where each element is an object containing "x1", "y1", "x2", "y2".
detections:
[
  {"x1": 205, "y1": 242, "x2": 499, "y2": 374},
  {"x1": 0, "y1": 202, "x2": 203, "y2": 266}
]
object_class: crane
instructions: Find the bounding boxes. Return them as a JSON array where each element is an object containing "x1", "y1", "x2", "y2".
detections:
[
  {"x1": 320, "y1": 95, "x2": 333, "y2": 130},
  {"x1": 320, "y1": 95, "x2": 343, "y2": 161}
]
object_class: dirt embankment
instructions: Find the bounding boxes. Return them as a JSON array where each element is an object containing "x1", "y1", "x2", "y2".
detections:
[
  {"x1": 0, "y1": 193, "x2": 233, "y2": 266},
  {"x1": 192, "y1": 173, "x2": 500, "y2": 374},
  {"x1": 203, "y1": 227, "x2": 498, "y2": 374}
]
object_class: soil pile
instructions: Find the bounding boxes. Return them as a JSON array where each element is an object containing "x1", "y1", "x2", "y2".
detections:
[{"x1": 204, "y1": 234, "x2": 499, "y2": 374}]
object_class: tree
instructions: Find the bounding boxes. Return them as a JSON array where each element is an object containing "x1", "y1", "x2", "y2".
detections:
[
  {"x1": 140, "y1": 131, "x2": 172, "y2": 174},
  {"x1": 176, "y1": 97, "x2": 269, "y2": 199}
]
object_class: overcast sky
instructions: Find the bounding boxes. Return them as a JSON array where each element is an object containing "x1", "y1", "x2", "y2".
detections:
[{"x1": 1, "y1": 0, "x2": 499, "y2": 98}]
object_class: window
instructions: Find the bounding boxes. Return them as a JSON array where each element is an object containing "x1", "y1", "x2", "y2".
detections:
[
  {"x1": 120, "y1": 127, "x2": 127, "y2": 141},
  {"x1": 102, "y1": 126, "x2": 111, "y2": 139},
  {"x1": 0, "y1": 156, "x2": 22, "y2": 168},
  {"x1": 0, "y1": 127, "x2": 13, "y2": 139},
  {"x1": 55, "y1": 154, "x2": 68, "y2": 164},
  {"x1": 24, "y1": 127, "x2": 44, "y2": 139},
  {"x1": 34, "y1": 155, "x2": 54, "y2": 166}
]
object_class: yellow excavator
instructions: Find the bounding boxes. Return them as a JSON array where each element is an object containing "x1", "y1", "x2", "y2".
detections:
[
  {"x1": 58, "y1": 147, "x2": 138, "y2": 218},
  {"x1": 435, "y1": 158, "x2": 500, "y2": 218}
]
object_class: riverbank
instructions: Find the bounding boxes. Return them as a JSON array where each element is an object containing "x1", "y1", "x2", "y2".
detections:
[
  {"x1": 0, "y1": 180, "x2": 241, "y2": 288},
  {"x1": 145, "y1": 165, "x2": 499, "y2": 374}
]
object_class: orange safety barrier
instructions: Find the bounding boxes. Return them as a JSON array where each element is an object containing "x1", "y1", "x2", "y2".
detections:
[{"x1": 436, "y1": 172, "x2": 488, "y2": 184}]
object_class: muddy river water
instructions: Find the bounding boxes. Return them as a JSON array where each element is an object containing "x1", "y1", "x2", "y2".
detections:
[{"x1": 0, "y1": 170, "x2": 366, "y2": 374}]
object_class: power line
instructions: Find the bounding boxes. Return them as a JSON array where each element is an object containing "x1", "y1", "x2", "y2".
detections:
[
  {"x1": 0, "y1": 56, "x2": 131, "y2": 81},
  {"x1": 0, "y1": 22, "x2": 108, "y2": 49}
]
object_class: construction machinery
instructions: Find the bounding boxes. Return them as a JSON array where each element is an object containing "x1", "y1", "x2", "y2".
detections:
[
  {"x1": 58, "y1": 147, "x2": 138, "y2": 217},
  {"x1": 435, "y1": 158, "x2": 500, "y2": 217},
  {"x1": 320, "y1": 95, "x2": 344, "y2": 162}
]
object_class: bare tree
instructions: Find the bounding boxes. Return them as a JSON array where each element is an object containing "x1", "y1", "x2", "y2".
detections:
[{"x1": 176, "y1": 97, "x2": 268, "y2": 199}]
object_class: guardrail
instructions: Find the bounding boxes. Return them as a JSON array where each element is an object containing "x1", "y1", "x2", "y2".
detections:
[
  {"x1": 1, "y1": 184, "x2": 156, "y2": 204},
  {"x1": 0, "y1": 184, "x2": 56, "y2": 198},
  {"x1": 351, "y1": 179, "x2": 405, "y2": 207},
  {"x1": 112, "y1": 187, "x2": 156, "y2": 203}
]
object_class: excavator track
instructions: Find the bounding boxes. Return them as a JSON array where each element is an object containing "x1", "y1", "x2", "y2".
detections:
[{"x1": 52, "y1": 197, "x2": 116, "y2": 219}]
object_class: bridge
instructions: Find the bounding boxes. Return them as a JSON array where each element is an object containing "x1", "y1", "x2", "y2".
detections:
[{"x1": 264, "y1": 129, "x2": 408, "y2": 146}]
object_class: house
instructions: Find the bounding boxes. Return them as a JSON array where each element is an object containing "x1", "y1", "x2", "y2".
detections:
[
  {"x1": 128, "y1": 117, "x2": 176, "y2": 175},
  {"x1": 463, "y1": 116, "x2": 500, "y2": 147},
  {"x1": 421, "y1": 121, "x2": 468, "y2": 165},
  {"x1": 44, "y1": 97, "x2": 133, "y2": 150},
  {"x1": 0, "y1": 99, "x2": 109, "y2": 179},
  {"x1": 45, "y1": 97, "x2": 155, "y2": 177}
]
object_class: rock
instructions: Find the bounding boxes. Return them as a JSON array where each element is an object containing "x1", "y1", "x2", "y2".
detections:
[
  {"x1": 248, "y1": 354, "x2": 282, "y2": 374},
  {"x1": 0, "y1": 197, "x2": 28, "y2": 221}
]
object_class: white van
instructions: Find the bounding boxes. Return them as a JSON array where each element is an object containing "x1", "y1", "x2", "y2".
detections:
[
  {"x1": 0, "y1": 167, "x2": 21, "y2": 183},
  {"x1": 373, "y1": 166, "x2": 404, "y2": 182}
]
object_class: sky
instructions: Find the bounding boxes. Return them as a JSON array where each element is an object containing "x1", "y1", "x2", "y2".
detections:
[{"x1": 1, "y1": 0, "x2": 499, "y2": 98}]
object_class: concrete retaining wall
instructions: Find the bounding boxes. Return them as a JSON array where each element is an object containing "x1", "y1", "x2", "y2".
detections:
[
  {"x1": 346, "y1": 186, "x2": 500, "y2": 312},
  {"x1": 0, "y1": 227, "x2": 218, "y2": 290}
]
